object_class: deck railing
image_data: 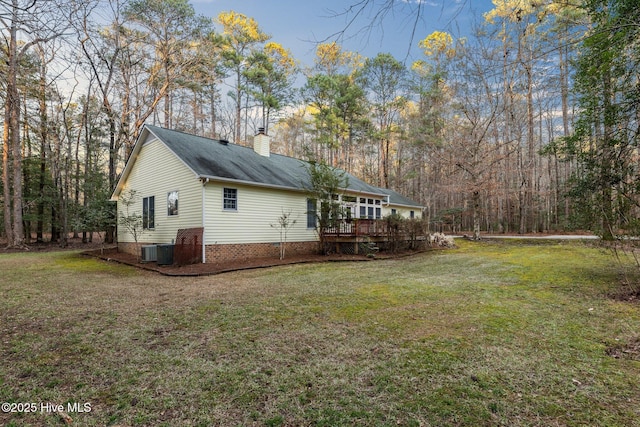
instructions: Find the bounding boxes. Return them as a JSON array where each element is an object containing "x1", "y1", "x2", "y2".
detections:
[{"x1": 321, "y1": 219, "x2": 389, "y2": 237}]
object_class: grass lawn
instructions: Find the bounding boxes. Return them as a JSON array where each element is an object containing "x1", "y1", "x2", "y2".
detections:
[{"x1": 1, "y1": 240, "x2": 639, "y2": 426}]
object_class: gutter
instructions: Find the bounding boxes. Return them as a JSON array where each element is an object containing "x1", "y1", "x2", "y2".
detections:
[
  {"x1": 201, "y1": 177, "x2": 209, "y2": 263},
  {"x1": 197, "y1": 175, "x2": 390, "y2": 199}
]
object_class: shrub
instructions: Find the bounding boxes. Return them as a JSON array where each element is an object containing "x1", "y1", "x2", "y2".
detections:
[{"x1": 429, "y1": 232, "x2": 456, "y2": 248}]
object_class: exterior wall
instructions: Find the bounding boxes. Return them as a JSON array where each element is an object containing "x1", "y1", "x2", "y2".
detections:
[
  {"x1": 203, "y1": 182, "x2": 318, "y2": 245},
  {"x1": 339, "y1": 192, "x2": 420, "y2": 221},
  {"x1": 119, "y1": 240, "x2": 318, "y2": 263},
  {"x1": 116, "y1": 136, "x2": 202, "y2": 247},
  {"x1": 385, "y1": 205, "x2": 420, "y2": 219},
  {"x1": 204, "y1": 241, "x2": 318, "y2": 263},
  {"x1": 114, "y1": 136, "x2": 422, "y2": 262},
  {"x1": 118, "y1": 242, "x2": 142, "y2": 258}
]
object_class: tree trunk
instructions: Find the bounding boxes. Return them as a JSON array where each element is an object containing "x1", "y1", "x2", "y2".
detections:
[
  {"x1": 600, "y1": 67, "x2": 615, "y2": 240},
  {"x1": 36, "y1": 63, "x2": 48, "y2": 243},
  {"x1": 209, "y1": 87, "x2": 217, "y2": 139},
  {"x1": 235, "y1": 66, "x2": 242, "y2": 143},
  {"x1": 2, "y1": 99, "x2": 13, "y2": 244},
  {"x1": 526, "y1": 62, "x2": 535, "y2": 233},
  {"x1": 8, "y1": 18, "x2": 25, "y2": 247},
  {"x1": 473, "y1": 190, "x2": 481, "y2": 240}
]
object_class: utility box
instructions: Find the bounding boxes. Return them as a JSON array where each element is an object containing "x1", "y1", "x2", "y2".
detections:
[
  {"x1": 141, "y1": 245, "x2": 157, "y2": 263},
  {"x1": 156, "y1": 244, "x2": 174, "y2": 265}
]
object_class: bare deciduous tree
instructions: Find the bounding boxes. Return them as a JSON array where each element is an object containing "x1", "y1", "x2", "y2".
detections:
[{"x1": 0, "y1": 0, "x2": 73, "y2": 248}]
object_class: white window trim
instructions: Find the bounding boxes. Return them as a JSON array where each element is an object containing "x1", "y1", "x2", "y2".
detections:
[
  {"x1": 167, "y1": 190, "x2": 179, "y2": 217},
  {"x1": 223, "y1": 187, "x2": 238, "y2": 211}
]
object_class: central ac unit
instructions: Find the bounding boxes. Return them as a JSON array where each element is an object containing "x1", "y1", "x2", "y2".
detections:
[{"x1": 141, "y1": 245, "x2": 157, "y2": 262}]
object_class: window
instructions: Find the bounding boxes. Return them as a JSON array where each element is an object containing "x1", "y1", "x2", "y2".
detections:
[
  {"x1": 358, "y1": 198, "x2": 384, "y2": 219},
  {"x1": 167, "y1": 191, "x2": 178, "y2": 216},
  {"x1": 307, "y1": 198, "x2": 317, "y2": 228},
  {"x1": 391, "y1": 208, "x2": 397, "y2": 215},
  {"x1": 345, "y1": 207, "x2": 353, "y2": 221},
  {"x1": 223, "y1": 188, "x2": 237, "y2": 210},
  {"x1": 410, "y1": 210, "x2": 415, "y2": 219},
  {"x1": 343, "y1": 195, "x2": 357, "y2": 203},
  {"x1": 143, "y1": 196, "x2": 155, "y2": 229}
]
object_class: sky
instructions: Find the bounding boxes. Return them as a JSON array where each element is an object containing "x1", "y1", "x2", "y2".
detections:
[{"x1": 190, "y1": 0, "x2": 497, "y2": 68}]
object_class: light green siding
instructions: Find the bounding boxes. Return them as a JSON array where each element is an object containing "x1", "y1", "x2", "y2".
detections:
[
  {"x1": 204, "y1": 183, "x2": 317, "y2": 244},
  {"x1": 116, "y1": 136, "x2": 202, "y2": 244}
]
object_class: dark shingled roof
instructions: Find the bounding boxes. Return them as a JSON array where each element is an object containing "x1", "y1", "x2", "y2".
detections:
[{"x1": 145, "y1": 125, "x2": 422, "y2": 208}]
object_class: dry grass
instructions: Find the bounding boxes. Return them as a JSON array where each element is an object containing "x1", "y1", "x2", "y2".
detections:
[{"x1": 1, "y1": 241, "x2": 640, "y2": 426}]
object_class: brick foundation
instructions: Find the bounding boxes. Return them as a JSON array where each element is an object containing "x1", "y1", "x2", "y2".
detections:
[
  {"x1": 118, "y1": 240, "x2": 319, "y2": 264},
  {"x1": 118, "y1": 242, "x2": 144, "y2": 258},
  {"x1": 204, "y1": 241, "x2": 318, "y2": 264}
]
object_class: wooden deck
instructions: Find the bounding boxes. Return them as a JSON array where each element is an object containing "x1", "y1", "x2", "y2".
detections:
[
  {"x1": 321, "y1": 219, "x2": 425, "y2": 254},
  {"x1": 320, "y1": 219, "x2": 389, "y2": 238}
]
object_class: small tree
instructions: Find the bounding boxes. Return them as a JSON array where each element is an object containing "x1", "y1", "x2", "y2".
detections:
[
  {"x1": 75, "y1": 199, "x2": 117, "y2": 255},
  {"x1": 304, "y1": 160, "x2": 348, "y2": 254},
  {"x1": 271, "y1": 209, "x2": 297, "y2": 260},
  {"x1": 384, "y1": 212, "x2": 404, "y2": 253},
  {"x1": 117, "y1": 189, "x2": 146, "y2": 260},
  {"x1": 403, "y1": 218, "x2": 428, "y2": 250}
]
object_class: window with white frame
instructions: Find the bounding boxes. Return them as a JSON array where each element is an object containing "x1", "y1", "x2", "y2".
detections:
[
  {"x1": 341, "y1": 195, "x2": 356, "y2": 221},
  {"x1": 358, "y1": 197, "x2": 382, "y2": 219},
  {"x1": 223, "y1": 188, "x2": 237, "y2": 210},
  {"x1": 143, "y1": 196, "x2": 155, "y2": 229},
  {"x1": 307, "y1": 198, "x2": 317, "y2": 228},
  {"x1": 167, "y1": 191, "x2": 178, "y2": 216}
]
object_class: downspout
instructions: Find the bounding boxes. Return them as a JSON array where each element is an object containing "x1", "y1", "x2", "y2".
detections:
[{"x1": 202, "y1": 178, "x2": 209, "y2": 263}]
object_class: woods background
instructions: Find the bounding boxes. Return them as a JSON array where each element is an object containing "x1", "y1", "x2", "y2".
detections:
[{"x1": 1, "y1": 0, "x2": 638, "y2": 247}]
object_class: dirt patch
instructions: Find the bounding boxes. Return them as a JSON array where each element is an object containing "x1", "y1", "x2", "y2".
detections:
[
  {"x1": 83, "y1": 247, "x2": 427, "y2": 276},
  {"x1": 609, "y1": 285, "x2": 640, "y2": 303},
  {"x1": 606, "y1": 337, "x2": 640, "y2": 361}
]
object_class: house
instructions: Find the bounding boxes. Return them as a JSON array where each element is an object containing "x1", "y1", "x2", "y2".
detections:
[{"x1": 110, "y1": 125, "x2": 424, "y2": 263}]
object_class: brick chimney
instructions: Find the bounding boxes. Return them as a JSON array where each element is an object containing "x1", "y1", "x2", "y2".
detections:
[{"x1": 253, "y1": 127, "x2": 270, "y2": 157}]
